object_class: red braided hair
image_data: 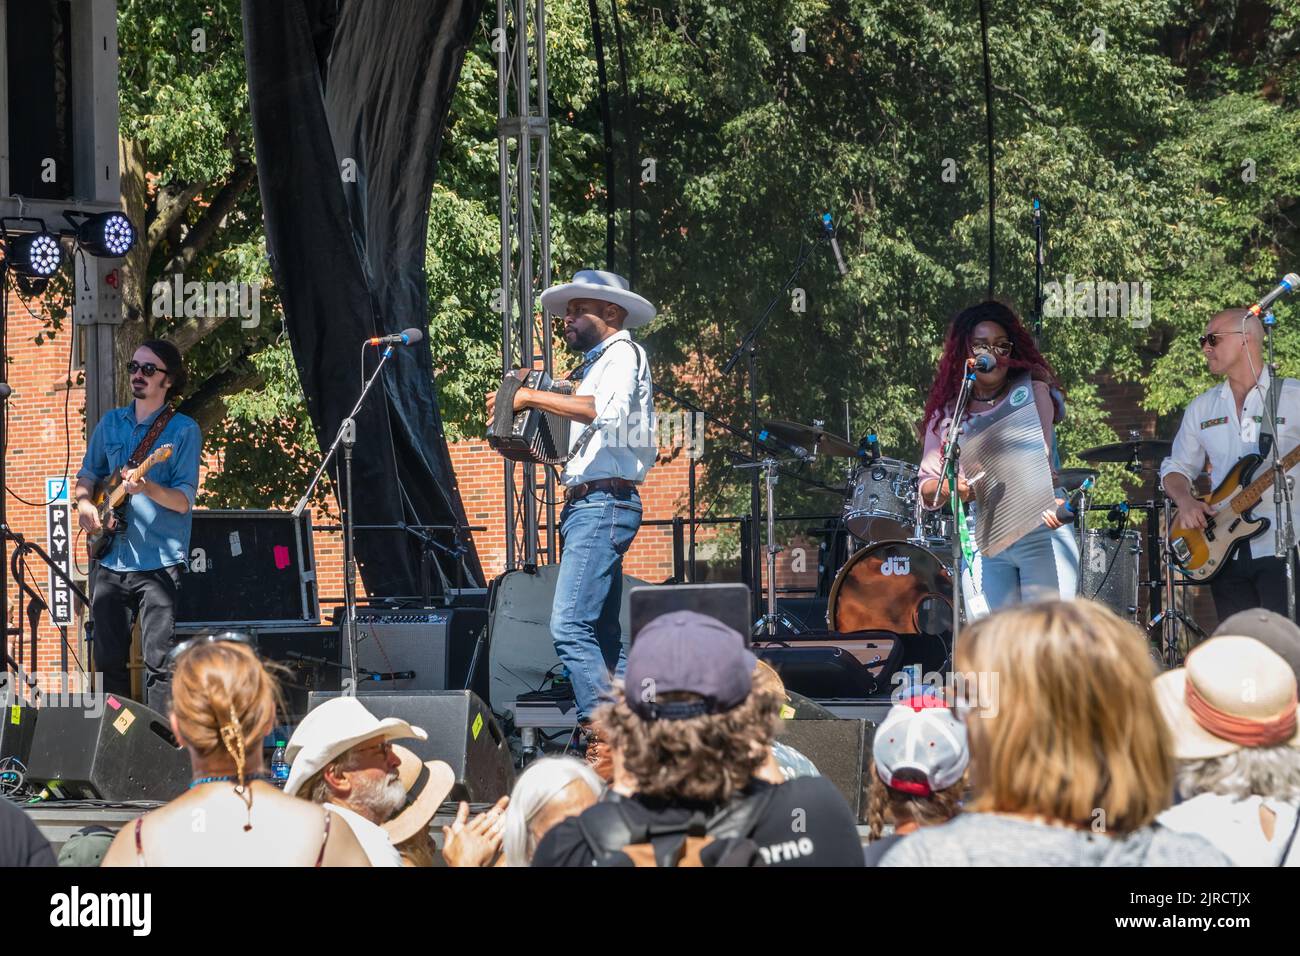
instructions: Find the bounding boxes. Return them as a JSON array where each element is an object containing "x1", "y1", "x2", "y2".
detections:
[{"x1": 920, "y1": 299, "x2": 1064, "y2": 435}]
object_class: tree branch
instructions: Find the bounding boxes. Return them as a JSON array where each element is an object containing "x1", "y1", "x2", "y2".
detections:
[
  {"x1": 161, "y1": 160, "x2": 258, "y2": 275},
  {"x1": 177, "y1": 355, "x2": 264, "y2": 434}
]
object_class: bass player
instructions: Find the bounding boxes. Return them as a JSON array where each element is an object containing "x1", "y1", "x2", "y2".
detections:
[
  {"x1": 74, "y1": 340, "x2": 202, "y2": 711},
  {"x1": 1161, "y1": 309, "x2": 1300, "y2": 621}
]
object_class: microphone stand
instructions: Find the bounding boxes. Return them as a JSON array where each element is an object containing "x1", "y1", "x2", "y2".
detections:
[
  {"x1": 931, "y1": 360, "x2": 979, "y2": 653},
  {"x1": 1260, "y1": 308, "x2": 1298, "y2": 620},
  {"x1": 721, "y1": 238, "x2": 816, "y2": 620},
  {"x1": 292, "y1": 343, "x2": 398, "y2": 688}
]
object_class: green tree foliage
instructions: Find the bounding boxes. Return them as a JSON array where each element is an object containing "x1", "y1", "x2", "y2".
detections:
[{"x1": 92, "y1": 0, "x2": 1300, "y2": 533}]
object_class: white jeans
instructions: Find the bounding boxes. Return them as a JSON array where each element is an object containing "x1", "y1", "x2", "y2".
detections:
[{"x1": 961, "y1": 521, "x2": 1080, "y2": 617}]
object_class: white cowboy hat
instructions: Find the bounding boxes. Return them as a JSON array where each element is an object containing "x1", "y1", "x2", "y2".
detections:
[
  {"x1": 539, "y1": 269, "x2": 656, "y2": 329},
  {"x1": 283, "y1": 696, "x2": 428, "y2": 797},
  {"x1": 1154, "y1": 635, "x2": 1300, "y2": 761}
]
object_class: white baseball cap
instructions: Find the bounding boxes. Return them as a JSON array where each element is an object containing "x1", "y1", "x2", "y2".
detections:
[{"x1": 873, "y1": 694, "x2": 969, "y2": 796}]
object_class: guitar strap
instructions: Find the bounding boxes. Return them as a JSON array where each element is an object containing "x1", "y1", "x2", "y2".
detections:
[{"x1": 126, "y1": 406, "x2": 177, "y2": 469}]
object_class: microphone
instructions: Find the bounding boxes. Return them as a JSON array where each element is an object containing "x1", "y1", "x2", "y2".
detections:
[
  {"x1": 820, "y1": 213, "x2": 849, "y2": 277},
  {"x1": 856, "y1": 433, "x2": 881, "y2": 463},
  {"x1": 367, "y1": 328, "x2": 424, "y2": 346},
  {"x1": 1108, "y1": 501, "x2": 1131, "y2": 525},
  {"x1": 757, "y1": 428, "x2": 809, "y2": 460},
  {"x1": 1246, "y1": 273, "x2": 1300, "y2": 317},
  {"x1": 968, "y1": 353, "x2": 997, "y2": 373},
  {"x1": 1052, "y1": 476, "x2": 1095, "y2": 524}
]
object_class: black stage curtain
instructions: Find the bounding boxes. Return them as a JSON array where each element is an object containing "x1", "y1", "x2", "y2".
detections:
[{"x1": 242, "y1": 0, "x2": 485, "y2": 596}]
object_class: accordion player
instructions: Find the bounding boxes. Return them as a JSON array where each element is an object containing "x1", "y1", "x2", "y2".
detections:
[{"x1": 487, "y1": 368, "x2": 575, "y2": 465}]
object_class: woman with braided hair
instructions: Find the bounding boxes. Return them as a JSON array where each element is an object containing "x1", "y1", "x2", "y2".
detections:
[
  {"x1": 103, "y1": 638, "x2": 369, "y2": 866},
  {"x1": 917, "y1": 299, "x2": 1080, "y2": 613}
]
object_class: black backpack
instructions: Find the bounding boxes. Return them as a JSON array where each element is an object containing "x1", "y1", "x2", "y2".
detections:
[{"x1": 575, "y1": 785, "x2": 779, "y2": 867}]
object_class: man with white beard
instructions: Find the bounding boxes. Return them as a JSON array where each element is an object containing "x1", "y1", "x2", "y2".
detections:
[{"x1": 284, "y1": 697, "x2": 426, "y2": 867}]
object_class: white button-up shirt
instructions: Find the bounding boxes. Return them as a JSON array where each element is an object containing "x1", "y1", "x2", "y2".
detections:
[
  {"x1": 562, "y1": 330, "x2": 656, "y2": 486},
  {"x1": 325, "y1": 803, "x2": 401, "y2": 867},
  {"x1": 1159, "y1": 369, "x2": 1300, "y2": 560}
]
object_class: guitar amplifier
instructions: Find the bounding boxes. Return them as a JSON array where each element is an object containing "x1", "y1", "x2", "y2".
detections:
[
  {"x1": 176, "y1": 510, "x2": 319, "y2": 628},
  {"x1": 331, "y1": 606, "x2": 488, "y2": 694}
]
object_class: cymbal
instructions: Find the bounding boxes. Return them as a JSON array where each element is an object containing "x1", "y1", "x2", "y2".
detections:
[
  {"x1": 759, "y1": 419, "x2": 858, "y2": 458},
  {"x1": 1059, "y1": 467, "x2": 1099, "y2": 493},
  {"x1": 1078, "y1": 439, "x2": 1173, "y2": 464}
]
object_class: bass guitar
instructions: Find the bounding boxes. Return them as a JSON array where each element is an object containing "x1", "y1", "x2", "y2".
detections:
[{"x1": 1168, "y1": 443, "x2": 1300, "y2": 582}]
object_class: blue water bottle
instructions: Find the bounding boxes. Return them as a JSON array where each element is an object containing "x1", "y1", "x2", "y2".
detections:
[{"x1": 271, "y1": 739, "x2": 289, "y2": 786}]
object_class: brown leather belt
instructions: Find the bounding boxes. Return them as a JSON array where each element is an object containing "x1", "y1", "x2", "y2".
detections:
[{"x1": 564, "y1": 477, "x2": 638, "y2": 504}]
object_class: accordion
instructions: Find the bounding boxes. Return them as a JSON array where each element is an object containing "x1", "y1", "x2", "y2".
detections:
[{"x1": 488, "y1": 370, "x2": 574, "y2": 465}]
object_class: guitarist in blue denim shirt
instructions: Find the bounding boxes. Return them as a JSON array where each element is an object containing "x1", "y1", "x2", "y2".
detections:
[{"x1": 74, "y1": 340, "x2": 202, "y2": 712}]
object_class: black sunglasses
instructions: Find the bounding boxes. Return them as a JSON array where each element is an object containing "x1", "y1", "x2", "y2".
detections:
[
  {"x1": 1198, "y1": 332, "x2": 1246, "y2": 349},
  {"x1": 167, "y1": 631, "x2": 257, "y2": 668},
  {"x1": 127, "y1": 360, "x2": 169, "y2": 377}
]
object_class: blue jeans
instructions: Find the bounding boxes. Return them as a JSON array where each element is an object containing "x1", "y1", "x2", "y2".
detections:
[
  {"x1": 551, "y1": 488, "x2": 642, "y2": 722},
  {"x1": 962, "y1": 520, "x2": 1080, "y2": 616}
]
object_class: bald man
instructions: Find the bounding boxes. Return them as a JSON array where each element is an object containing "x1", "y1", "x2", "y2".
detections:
[{"x1": 1160, "y1": 309, "x2": 1300, "y2": 621}]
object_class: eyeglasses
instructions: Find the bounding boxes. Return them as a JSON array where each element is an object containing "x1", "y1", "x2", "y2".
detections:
[
  {"x1": 167, "y1": 631, "x2": 257, "y2": 668},
  {"x1": 971, "y1": 341, "x2": 1013, "y2": 357},
  {"x1": 350, "y1": 739, "x2": 396, "y2": 763},
  {"x1": 1198, "y1": 332, "x2": 1246, "y2": 349},
  {"x1": 127, "y1": 361, "x2": 169, "y2": 377}
]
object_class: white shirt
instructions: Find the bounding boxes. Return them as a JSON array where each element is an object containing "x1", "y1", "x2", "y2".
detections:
[
  {"x1": 1159, "y1": 369, "x2": 1300, "y2": 560},
  {"x1": 325, "y1": 802, "x2": 401, "y2": 867},
  {"x1": 1158, "y1": 792, "x2": 1300, "y2": 866},
  {"x1": 562, "y1": 330, "x2": 656, "y2": 486}
]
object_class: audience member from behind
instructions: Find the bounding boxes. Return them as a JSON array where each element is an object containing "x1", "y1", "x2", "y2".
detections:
[
  {"x1": 882, "y1": 600, "x2": 1232, "y2": 866},
  {"x1": 102, "y1": 639, "x2": 368, "y2": 866},
  {"x1": 864, "y1": 691, "x2": 967, "y2": 865},
  {"x1": 751, "y1": 659, "x2": 822, "y2": 784},
  {"x1": 502, "y1": 757, "x2": 604, "y2": 867},
  {"x1": 532, "y1": 611, "x2": 863, "y2": 867},
  {"x1": 284, "y1": 696, "x2": 430, "y2": 867},
  {"x1": 1154, "y1": 636, "x2": 1300, "y2": 865}
]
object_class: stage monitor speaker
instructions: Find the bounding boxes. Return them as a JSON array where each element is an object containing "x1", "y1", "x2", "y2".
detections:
[
  {"x1": 0, "y1": 691, "x2": 38, "y2": 764},
  {"x1": 776, "y1": 717, "x2": 872, "y2": 822},
  {"x1": 329, "y1": 607, "x2": 486, "y2": 693},
  {"x1": 307, "y1": 690, "x2": 513, "y2": 804},
  {"x1": 177, "y1": 509, "x2": 319, "y2": 628},
  {"x1": 24, "y1": 695, "x2": 190, "y2": 801}
]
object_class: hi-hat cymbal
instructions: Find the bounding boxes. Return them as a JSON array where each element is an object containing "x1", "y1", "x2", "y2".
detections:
[
  {"x1": 1078, "y1": 439, "x2": 1173, "y2": 464},
  {"x1": 759, "y1": 419, "x2": 858, "y2": 458},
  {"x1": 1059, "y1": 467, "x2": 1099, "y2": 493}
]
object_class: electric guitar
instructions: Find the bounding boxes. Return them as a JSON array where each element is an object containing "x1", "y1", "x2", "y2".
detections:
[
  {"x1": 1167, "y1": 442, "x2": 1300, "y2": 582},
  {"x1": 85, "y1": 444, "x2": 174, "y2": 560}
]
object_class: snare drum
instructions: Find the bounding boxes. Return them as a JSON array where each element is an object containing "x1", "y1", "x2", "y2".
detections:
[
  {"x1": 843, "y1": 458, "x2": 920, "y2": 543},
  {"x1": 1080, "y1": 529, "x2": 1141, "y2": 621}
]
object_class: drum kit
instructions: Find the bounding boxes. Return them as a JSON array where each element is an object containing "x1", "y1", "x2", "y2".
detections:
[{"x1": 751, "y1": 419, "x2": 1204, "y2": 670}]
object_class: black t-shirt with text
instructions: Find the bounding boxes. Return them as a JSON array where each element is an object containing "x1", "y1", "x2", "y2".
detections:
[{"x1": 531, "y1": 775, "x2": 863, "y2": 867}]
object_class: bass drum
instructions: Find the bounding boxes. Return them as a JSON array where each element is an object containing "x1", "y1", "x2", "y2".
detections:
[{"x1": 827, "y1": 540, "x2": 954, "y2": 675}]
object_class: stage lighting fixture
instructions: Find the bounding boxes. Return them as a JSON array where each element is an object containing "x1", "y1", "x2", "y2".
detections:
[
  {"x1": 66, "y1": 210, "x2": 136, "y2": 257},
  {"x1": 4, "y1": 226, "x2": 63, "y2": 277}
]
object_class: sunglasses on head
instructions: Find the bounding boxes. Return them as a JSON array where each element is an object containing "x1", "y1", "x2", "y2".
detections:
[
  {"x1": 1198, "y1": 332, "x2": 1246, "y2": 349},
  {"x1": 127, "y1": 361, "x2": 168, "y2": 377},
  {"x1": 167, "y1": 631, "x2": 257, "y2": 669}
]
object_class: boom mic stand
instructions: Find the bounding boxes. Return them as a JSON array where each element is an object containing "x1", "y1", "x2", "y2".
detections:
[
  {"x1": 931, "y1": 359, "x2": 980, "y2": 653},
  {"x1": 292, "y1": 343, "x2": 399, "y2": 688},
  {"x1": 721, "y1": 237, "x2": 816, "y2": 619}
]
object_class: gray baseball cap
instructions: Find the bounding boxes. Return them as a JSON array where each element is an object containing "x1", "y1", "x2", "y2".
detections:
[
  {"x1": 1214, "y1": 609, "x2": 1300, "y2": 685},
  {"x1": 625, "y1": 611, "x2": 757, "y2": 720}
]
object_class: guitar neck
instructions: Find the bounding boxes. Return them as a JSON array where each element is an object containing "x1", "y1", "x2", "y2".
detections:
[{"x1": 1234, "y1": 444, "x2": 1300, "y2": 512}]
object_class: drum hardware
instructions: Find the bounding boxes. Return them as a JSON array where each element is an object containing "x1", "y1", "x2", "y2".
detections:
[
  {"x1": 734, "y1": 454, "x2": 808, "y2": 638},
  {"x1": 844, "y1": 457, "x2": 923, "y2": 544},
  {"x1": 759, "y1": 418, "x2": 859, "y2": 458},
  {"x1": 1080, "y1": 527, "x2": 1141, "y2": 622},
  {"x1": 1059, "y1": 467, "x2": 1099, "y2": 494},
  {"x1": 1078, "y1": 433, "x2": 1173, "y2": 473}
]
